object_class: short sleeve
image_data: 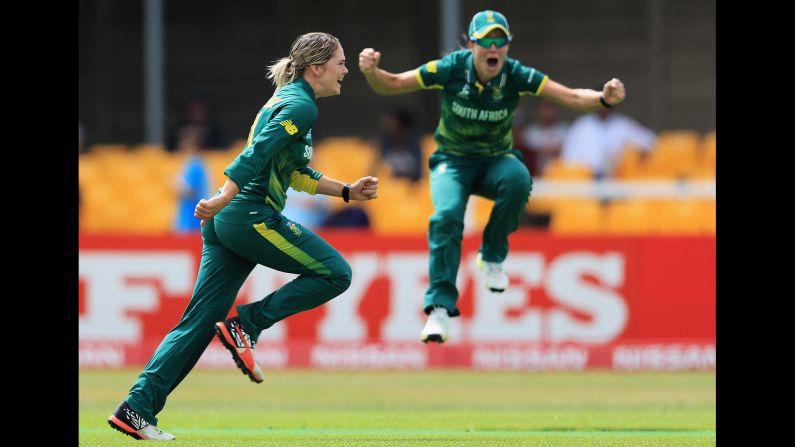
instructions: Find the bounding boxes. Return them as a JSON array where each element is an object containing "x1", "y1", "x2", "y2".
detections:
[
  {"x1": 416, "y1": 52, "x2": 455, "y2": 90},
  {"x1": 511, "y1": 60, "x2": 549, "y2": 96}
]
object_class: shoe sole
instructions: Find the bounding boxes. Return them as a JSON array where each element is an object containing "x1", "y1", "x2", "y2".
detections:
[
  {"x1": 488, "y1": 287, "x2": 505, "y2": 293},
  {"x1": 107, "y1": 415, "x2": 144, "y2": 440},
  {"x1": 422, "y1": 333, "x2": 446, "y2": 344},
  {"x1": 214, "y1": 323, "x2": 264, "y2": 383}
]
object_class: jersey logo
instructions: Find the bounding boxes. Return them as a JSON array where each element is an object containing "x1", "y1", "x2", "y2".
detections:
[
  {"x1": 265, "y1": 95, "x2": 283, "y2": 109},
  {"x1": 426, "y1": 60, "x2": 438, "y2": 73},
  {"x1": 487, "y1": 11, "x2": 495, "y2": 22},
  {"x1": 457, "y1": 85, "x2": 471, "y2": 98},
  {"x1": 286, "y1": 220, "x2": 303, "y2": 237},
  {"x1": 491, "y1": 86, "x2": 503, "y2": 101},
  {"x1": 303, "y1": 145, "x2": 313, "y2": 160},
  {"x1": 280, "y1": 120, "x2": 299, "y2": 135}
]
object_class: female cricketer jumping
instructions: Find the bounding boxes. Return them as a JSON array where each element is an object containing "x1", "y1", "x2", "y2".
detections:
[
  {"x1": 359, "y1": 10, "x2": 625, "y2": 343},
  {"x1": 108, "y1": 32, "x2": 378, "y2": 440}
]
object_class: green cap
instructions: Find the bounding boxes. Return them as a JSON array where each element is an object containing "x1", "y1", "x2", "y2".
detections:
[{"x1": 468, "y1": 10, "x2": 511, "y2": 40}]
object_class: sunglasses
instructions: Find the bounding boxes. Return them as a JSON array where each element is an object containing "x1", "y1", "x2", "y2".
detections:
[{"x1": 471, "y1": 35, "x2": 511, "y2": 49}]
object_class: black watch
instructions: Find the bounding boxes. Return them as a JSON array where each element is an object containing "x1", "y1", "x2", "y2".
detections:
[{"x1": 342, "y1": 184, "x2": 350, "y2": 203}]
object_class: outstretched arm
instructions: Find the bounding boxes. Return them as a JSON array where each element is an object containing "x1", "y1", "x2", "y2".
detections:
[
  {"x1": 540, "y1": 78, "x2": 626, "y2": 113},
  {"x1": 359, "y1": 48, "x2": 421, "y2": 96}
]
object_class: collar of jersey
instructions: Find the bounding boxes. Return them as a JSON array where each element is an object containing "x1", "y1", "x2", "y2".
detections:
[
  {"x1": 465, "y1": 53, "x2": 510, "y2": 93},
  {"x1": 293, "y1": 77, "x2": 317, "y2": 100}
]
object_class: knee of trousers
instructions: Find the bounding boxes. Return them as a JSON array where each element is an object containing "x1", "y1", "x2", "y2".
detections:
[
  {"x1": 429, "y1": 209, "x2": 465, "y2": 235},
  {"x1": 498, "y1": 178, "x2": 533, "y2": 201},
  {"x1": 500, "y1": 174, "x2": 533, "y2": 193},
  {"x1": 325, "y1": 257, "x2": 352, "y2": 294}
]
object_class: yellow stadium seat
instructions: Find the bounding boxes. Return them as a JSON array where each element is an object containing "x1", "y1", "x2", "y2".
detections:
[
  {"x1": 605, "y1": 199, "x2": 654, "y2": 234},
  {"x1": 550, "y1": 199, "x2": 605, "y2": 234},
  {"x1": 650, "y1": 199, "x2": 706, "y2": 234},
  {"x1": 614, "y1": 146, "x2": 645, "y2": 179},
  {"x1": 693, "y1": 130, "x2": 716, "y2": 179},
  {"x1": 368, "y1": 176, "x2": 430, "y2": 234},
  {"x1": 150, "y1": 154, "x2": 187, "y2": 184},
  {"x1": 312, "y1": 138, "x2": 377, "y2": 183},
  {"x1": 644, "y1": 131, "x2": 700, "y2": 178},
  {"x1": 125, "y1": 200, "x2": 174, "y2": 234},
  {"x1": 700, "y1": 199, "x2": 716, "y2": 234},
  {"x1": 90, "y1": 144, "x2": 129, "y2": 155},
  {"x1": 543, "y1": 160, "x2": 593, "y2": 180},
  {"x1": 421, "y1": 134, "x2": 436, "y2": 177},
  {"x1": 414, "y1": 176, "x2": 434, "y2": 218},
  {"x1": 79, "y1": 157, "x2": 104, "y2": 185},
  {"x1": 132, "y1": 143, "x2": 167, "y2": 155},
  {"x1": 203, "y1": 151, "x2": 239, "y2": 190},
  {"x1": 468, "y1": 196, "x2": 493, "y2": 233}
]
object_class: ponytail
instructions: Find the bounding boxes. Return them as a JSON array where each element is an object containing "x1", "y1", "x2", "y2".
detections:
[{"x1": 267, "y1": 57, "x2": 296, "y2": 89}]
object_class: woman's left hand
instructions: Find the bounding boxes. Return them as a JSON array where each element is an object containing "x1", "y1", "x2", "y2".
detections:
[
  {"x1": 349, "y1": 176, "x2": 379, "y2": 201},
  {"x1": 603, "y1": 78, "x2": 626, "y2": 106}
]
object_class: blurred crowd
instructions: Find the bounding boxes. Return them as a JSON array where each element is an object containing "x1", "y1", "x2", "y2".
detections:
[{"x1": 80, "y1": 97, "x2": 714, "y2": 234}]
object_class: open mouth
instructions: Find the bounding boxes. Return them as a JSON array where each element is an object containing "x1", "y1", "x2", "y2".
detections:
[
  {"x1": 487, "y1": 58, "x2": 499, "y2": 68},
  {"x1": 337, "y1": 78, "x2": 344, "y2": 85}
]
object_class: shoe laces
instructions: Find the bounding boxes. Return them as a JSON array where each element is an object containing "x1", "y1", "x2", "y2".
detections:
[{"x1": 231, "y1": 319, "x2": 256, "y2": 348}]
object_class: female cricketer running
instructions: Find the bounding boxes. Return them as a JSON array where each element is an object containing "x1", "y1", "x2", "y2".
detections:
[
  {"x1": 358, "y1": 10, "x2": 625, "y2": 343},
  {"x1": 108, "y1": 32, "x2": 378, "y2": 440}
]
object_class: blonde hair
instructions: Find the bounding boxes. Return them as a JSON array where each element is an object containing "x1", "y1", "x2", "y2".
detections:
[{"x1": 267, "y1": 32, "x2": 340, "y2": 89}]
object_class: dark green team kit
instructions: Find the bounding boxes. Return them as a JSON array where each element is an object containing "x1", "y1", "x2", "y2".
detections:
[
  {"x1": 417, "y1": 49, "x2": 548, "y2": 316},
  {"x1": 124, "y1": 48, "x2": 548, "y2": 424},
  {"x1": 125, "y1": 77, "x2": 351, "y2": 425}
]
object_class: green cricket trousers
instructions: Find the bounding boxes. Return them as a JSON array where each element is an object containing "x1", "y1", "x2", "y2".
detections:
[
  {"x1": 424, "y1": 150, "x2": 532, "y2": 317},
  {"x1": 125, "y1": 211, "x2": 352, "y2": 425}
]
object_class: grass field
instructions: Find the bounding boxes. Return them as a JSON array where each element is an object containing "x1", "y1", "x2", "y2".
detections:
[{"x1": 79, "y1": 368, "x2": 715, "y2": 446}]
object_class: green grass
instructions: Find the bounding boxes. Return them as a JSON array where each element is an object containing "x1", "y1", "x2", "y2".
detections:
[{"x1": 80, "y1": 368, "x2": 715, "y2": 446}]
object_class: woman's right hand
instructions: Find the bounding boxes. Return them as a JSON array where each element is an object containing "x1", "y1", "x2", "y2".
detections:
[
  {"x1": 358, "y1": 48, "x2": 381, "y2": 75},
  {"x1": 194, "y1": 195, "x2": 230, "y2": 221}
]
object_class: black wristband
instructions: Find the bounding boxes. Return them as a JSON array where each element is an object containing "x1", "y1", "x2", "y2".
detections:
[
  {"x1": 599, "y1": 95, "x2": 613, "y2": 109},
  {"x1": 342, "y1": 184, "x2": 350, "y2": 203}
]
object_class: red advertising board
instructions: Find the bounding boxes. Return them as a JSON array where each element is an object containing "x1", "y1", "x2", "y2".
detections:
[{"x1": 79, "y1": 231, "x2": 715, "y2": 370}]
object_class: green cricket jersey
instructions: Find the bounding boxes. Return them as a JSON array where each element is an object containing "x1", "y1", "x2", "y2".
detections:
[
  {"x1": 217, "y1": 77, "x2": 323, "y2": 224},
  {"x1": 416, "y1": 49, "x2": 548, "y2": 157}
]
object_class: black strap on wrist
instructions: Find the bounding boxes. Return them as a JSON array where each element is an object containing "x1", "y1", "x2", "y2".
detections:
[
  {"x1": 599, "y1": 95, "x2": 613, "y2": 109},
  {"x1": 342, "y1": 184, "x2": 350, "y2": 203}
]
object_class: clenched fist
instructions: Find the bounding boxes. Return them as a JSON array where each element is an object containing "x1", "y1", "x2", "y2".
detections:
[
  {"x1": 602, "y1": 78, "x2": 626, "y2": 107},
  {"x1": 349, "y1": 176, "x2": 379, "y2": 201},
  {"x1": 359, "y1": 48, "x2": 382, "y2": 76}
]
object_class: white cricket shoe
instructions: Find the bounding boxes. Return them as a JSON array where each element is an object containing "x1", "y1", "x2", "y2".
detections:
[
  {"x1": 477, "y1": 252, "x2": 508, "y2": 292},
  {"x1": 420, "y1": 306, "x2": 449, "y2": 343}
]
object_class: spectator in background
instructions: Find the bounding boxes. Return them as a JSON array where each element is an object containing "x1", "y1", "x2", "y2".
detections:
[
  {"x1": 167, "y1": 96, "x2": 229, "y2": 152},
  {"x1": 323, "y1": 205, "x2": 371, "y2": 228},
  {"x1": 561, "y1": 105, "x2": 656, "y2": 179},
  {"x1": 370, "y1": 108, "x2": 423, "y2": 183},
  {"x1": 173, "y1": 126, "x2": 211, "y2": 233},
  {"x1": 519, "y1": 100, "x2": 569, "y2": 175}
]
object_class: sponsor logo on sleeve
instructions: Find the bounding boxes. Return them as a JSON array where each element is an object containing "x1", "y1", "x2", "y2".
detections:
[{"x1": 280, "y1": 120, "x2": 299, "y2": 135}]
